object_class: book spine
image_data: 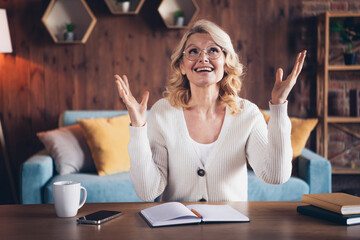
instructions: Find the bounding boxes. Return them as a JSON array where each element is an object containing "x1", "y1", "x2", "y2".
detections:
[
  {"x1": 301, "y1": 195, "x2": 343, "y2": 214},
  {"x1": 296, "y1": 206, "x2": 347, "y2": 225},
  {"x1": 349, "y1": 89, "x2": 359, "y2": 117}
]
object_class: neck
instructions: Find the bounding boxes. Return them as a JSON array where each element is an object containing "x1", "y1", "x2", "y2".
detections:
[{"x1": 187, "y1": 84, "x2": 223, "y2": 116}]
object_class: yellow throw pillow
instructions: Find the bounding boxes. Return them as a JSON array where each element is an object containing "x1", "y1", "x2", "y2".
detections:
[
  {"x1": 78, "y1": 115, "x2": 131, "y2": 176},
  {"x1": 260, "y1": 110, "x2": 318, "y2": 159}
]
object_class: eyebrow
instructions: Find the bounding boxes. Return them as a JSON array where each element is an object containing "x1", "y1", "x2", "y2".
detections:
[{"x1": 184, "y1": 43, "x2": 219, "y2": 50}]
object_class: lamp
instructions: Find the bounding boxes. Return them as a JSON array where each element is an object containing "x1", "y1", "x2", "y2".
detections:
[
  {"x1": 0, "y1": 8, "x2": 17, "y2": 203},
  {"x1": 0, "y1": 9, "x2": 12, "y2": 53}
]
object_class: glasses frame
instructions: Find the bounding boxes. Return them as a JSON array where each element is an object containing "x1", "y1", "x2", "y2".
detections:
[{"x1": 182, "y1": 46, "x2": 225, "y2": 61}]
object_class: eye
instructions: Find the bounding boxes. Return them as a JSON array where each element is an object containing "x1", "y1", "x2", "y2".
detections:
[
  {"x1": 208, "y1": 47, "x2": 220, "y2": 53},
  {"x1": 188, "y1": 48, "x2": 199, "y2": 55}
]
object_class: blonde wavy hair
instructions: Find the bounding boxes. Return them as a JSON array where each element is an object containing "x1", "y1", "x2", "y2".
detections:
[{"x1": 164, "y1": 19, "x2": 245, "y2": 114}]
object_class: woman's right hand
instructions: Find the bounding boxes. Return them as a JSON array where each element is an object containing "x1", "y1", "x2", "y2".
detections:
[{"x1": 115, "y1": 74, "x2": 149, "y2": 127}]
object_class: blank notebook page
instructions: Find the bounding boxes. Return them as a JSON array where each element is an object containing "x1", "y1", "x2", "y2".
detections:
[{"x1": 187, "y1": 204, "x2": 249, "y2": 222}]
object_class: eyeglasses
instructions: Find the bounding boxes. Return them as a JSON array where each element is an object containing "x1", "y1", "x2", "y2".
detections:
[{"x1": 182, "y1": 45, "x2": 224, "y2": 61}]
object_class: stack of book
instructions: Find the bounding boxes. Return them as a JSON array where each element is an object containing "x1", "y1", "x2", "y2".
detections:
[{"x1": 297, "y1": 193, "x2": 360, "y2": 226}]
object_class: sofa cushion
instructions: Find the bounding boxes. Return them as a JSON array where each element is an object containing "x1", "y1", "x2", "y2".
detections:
[
  {"x1": 248, "y1": 170, "x2": 309, "y2": 201},
  {"x1": 43, "y1": 172, "x2": 142, "y2": 203},
  {"x1": 37, "y1": 124, "x2": 96, "y2": 175},
  {"x1": 59, "y1": 110, "x2": 129, "y2": 127},
  {"x1": 78, "y1": 115, "x2": 131, "y2": 176},
  {"x1": 260, "y1": 110, "x2": 318, "y2": 159}
]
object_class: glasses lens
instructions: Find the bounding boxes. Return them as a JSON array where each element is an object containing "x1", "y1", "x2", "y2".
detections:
[
  {"x1": 206, "y1": 46, "x2": 222, "y2": 59},
  {"x1": 185, "y1": 47, "x2": 200, "y2": 61}
]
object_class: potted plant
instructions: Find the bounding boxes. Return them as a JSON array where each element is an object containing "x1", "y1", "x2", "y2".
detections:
[
  {"x1": 64, "y1": 23, "x2": 75, "y2": 41},
  {"x1": 116, "y1": 0, "x2": 131, "y2": 12},
  {"x1": 330, "y1": 18, "x2": 360, "y2": 65},
  {"x1": 174, "y1": 10, "x2": 184, "y2": 27}
]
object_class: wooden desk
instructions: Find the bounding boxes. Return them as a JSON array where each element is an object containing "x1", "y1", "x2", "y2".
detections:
[{"x1": 1, "y1": 202, "x2": 359, "y2": 240}]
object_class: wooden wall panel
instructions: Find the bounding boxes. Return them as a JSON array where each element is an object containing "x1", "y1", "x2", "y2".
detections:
[{"x1": 0, "y1": 0, "x2": 309, "y2": 203}]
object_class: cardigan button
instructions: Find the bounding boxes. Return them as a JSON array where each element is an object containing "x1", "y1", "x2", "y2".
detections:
[
  {"x1": 199, "y1": 198, "x2": 207, "y2": 202},
  {"x1": 197, "y1": 169, "x2": 205, "y2": 177}
]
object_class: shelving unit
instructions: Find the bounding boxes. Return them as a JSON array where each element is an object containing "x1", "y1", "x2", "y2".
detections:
[
  {"x1": 42, "y1": 0, "x2": 97, "y2": 44},
  {"x1": 317, "y1": 11, "x2": 360, "y2": 174},
  {"x1": 328, "y1": 65, "x2": 360, "y2": 71},
  {"x1": 157, "y1": 0, "x2": 199, "y2": 29},
  {"x1": 104, "y1": 0, "x2": 145, "y2": 15}
]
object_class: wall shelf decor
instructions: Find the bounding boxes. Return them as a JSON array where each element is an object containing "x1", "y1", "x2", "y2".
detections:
[
  {"x1": 104, "y1": 0, "x2": 145, "y2": 15},
  {"x1": 157, "y1": 0, "x2": 199, "y2": 29},
  {"x1": 317, "y1": 11, "x2": 360, "y2": 174},
  {"x1": 42, "y1": 0, "x2": 97, "y2": 44}
]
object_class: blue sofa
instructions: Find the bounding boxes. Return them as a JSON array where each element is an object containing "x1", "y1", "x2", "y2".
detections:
[{"x1": 21, "y1": 110, "x2": 332, "y2": 204}]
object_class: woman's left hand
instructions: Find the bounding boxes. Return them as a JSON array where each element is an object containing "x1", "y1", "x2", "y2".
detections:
[{"x1": 271, "y1": 50, "x2": 307, "y2": 105}]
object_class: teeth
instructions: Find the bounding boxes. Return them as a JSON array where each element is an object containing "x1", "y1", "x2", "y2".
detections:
[{"x1": 195, "y1": 67, "x2": 212, "y2": 72}]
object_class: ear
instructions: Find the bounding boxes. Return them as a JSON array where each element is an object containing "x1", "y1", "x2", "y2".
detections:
[{"x1": 179, "y1": 61, "x2": 186, "y2": 75}]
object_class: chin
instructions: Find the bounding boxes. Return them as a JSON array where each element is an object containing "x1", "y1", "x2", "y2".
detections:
[{"x1": 195, "y1": 80, "x2": 217, "y2": 88}]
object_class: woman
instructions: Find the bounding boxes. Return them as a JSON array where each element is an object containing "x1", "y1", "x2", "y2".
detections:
[{"x1": 115, "y1": 20, "x2": 306, "y2": 202}]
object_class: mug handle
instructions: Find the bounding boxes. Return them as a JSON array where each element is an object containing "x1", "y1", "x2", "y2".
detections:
[{"x1": 78, "y1": 186, "x2": 87, "y2": 209}]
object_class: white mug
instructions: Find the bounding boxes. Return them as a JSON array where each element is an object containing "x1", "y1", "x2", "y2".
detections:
[{"x1": 53, "y1": 181, "x2": 87, "y2": 218}]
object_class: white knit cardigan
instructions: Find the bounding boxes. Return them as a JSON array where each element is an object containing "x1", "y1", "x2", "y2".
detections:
[{"x1": 128, "y1": 98, "x2": 292, "y2": 202}]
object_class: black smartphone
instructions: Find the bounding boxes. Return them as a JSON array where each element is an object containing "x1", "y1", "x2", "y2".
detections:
[{"x1": 77, "y1": 210, "x2": 122, "y2": 225}]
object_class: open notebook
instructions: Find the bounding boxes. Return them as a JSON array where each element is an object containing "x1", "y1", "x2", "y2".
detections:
[{"x1": 140, "y1": 202, "x2": 250, "y2": 227}]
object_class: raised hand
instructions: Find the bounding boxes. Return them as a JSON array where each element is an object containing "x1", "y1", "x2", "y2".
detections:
[
  {"x1": 115, "y1": 74, "x2": 149, "y2": 127},
  {"x1": 271, "y1": 50, "x2": 307, "y2": 105}
]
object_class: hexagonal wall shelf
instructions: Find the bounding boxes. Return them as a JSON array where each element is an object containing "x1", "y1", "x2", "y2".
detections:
[
  {"x1": 42, "y1": 0, "x2": 97, "y2": 44},
  {"x1": 104, "y1": 0, "x2": 145, "y2": 15},
  {"x1": 158, "y1": 0, "x2": 199, "y2": 29}
]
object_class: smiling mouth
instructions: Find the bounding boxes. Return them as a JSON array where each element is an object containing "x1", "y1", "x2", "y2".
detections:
[{"x1": 194, "y1": 67, "x2": 213, "y2": 72}]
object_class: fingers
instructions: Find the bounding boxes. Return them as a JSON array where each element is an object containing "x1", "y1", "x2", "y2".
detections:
[
  {"x1": 122, "y1": 75, "x2": 130, "y2": 90},
  {"x1": 294, "y1": 50, "x2": 307, "y2": 76},
  {"x1": 296, "y1": 50, "x2": 306, "y2": 76},
  {"x1": 115, "y1": 74, "x2": 130, "y2": 96},
  {"x1": 115, "y1": 75, "x2": 132, "y2": 107},
  {"x1": 120, "y1": 89, "x2": 132, "y2": 106},
  {"x1": 287, "y1": 50, "x2": 307, "y2": 81},
  {"x1": 115, "y1": 80, "x2": 130, "y2": 104},
  {"x1": 289, "y1": 53, "x2": 301, "y2": 79},
  {"x1": 115, "y1": 74, "x2": 149, "y2": 110},
  {"x1": 140, "y1": 91, "x2": 149, "y2": 107},
  {"x1": 276, "y1": 68, "x2": 283, "y2": 84},
  {"x1": 115, "y1": 78, "x2": 124, "y2": 97}
]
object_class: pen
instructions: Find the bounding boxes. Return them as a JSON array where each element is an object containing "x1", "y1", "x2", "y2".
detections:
[{"x1": 191, "y1": 209, "x2": 203, "y2": 220}]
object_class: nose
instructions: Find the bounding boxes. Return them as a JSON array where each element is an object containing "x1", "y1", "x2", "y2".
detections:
[{"x1": 198, "y1": 49, "x2": 209, "y2": 62}]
